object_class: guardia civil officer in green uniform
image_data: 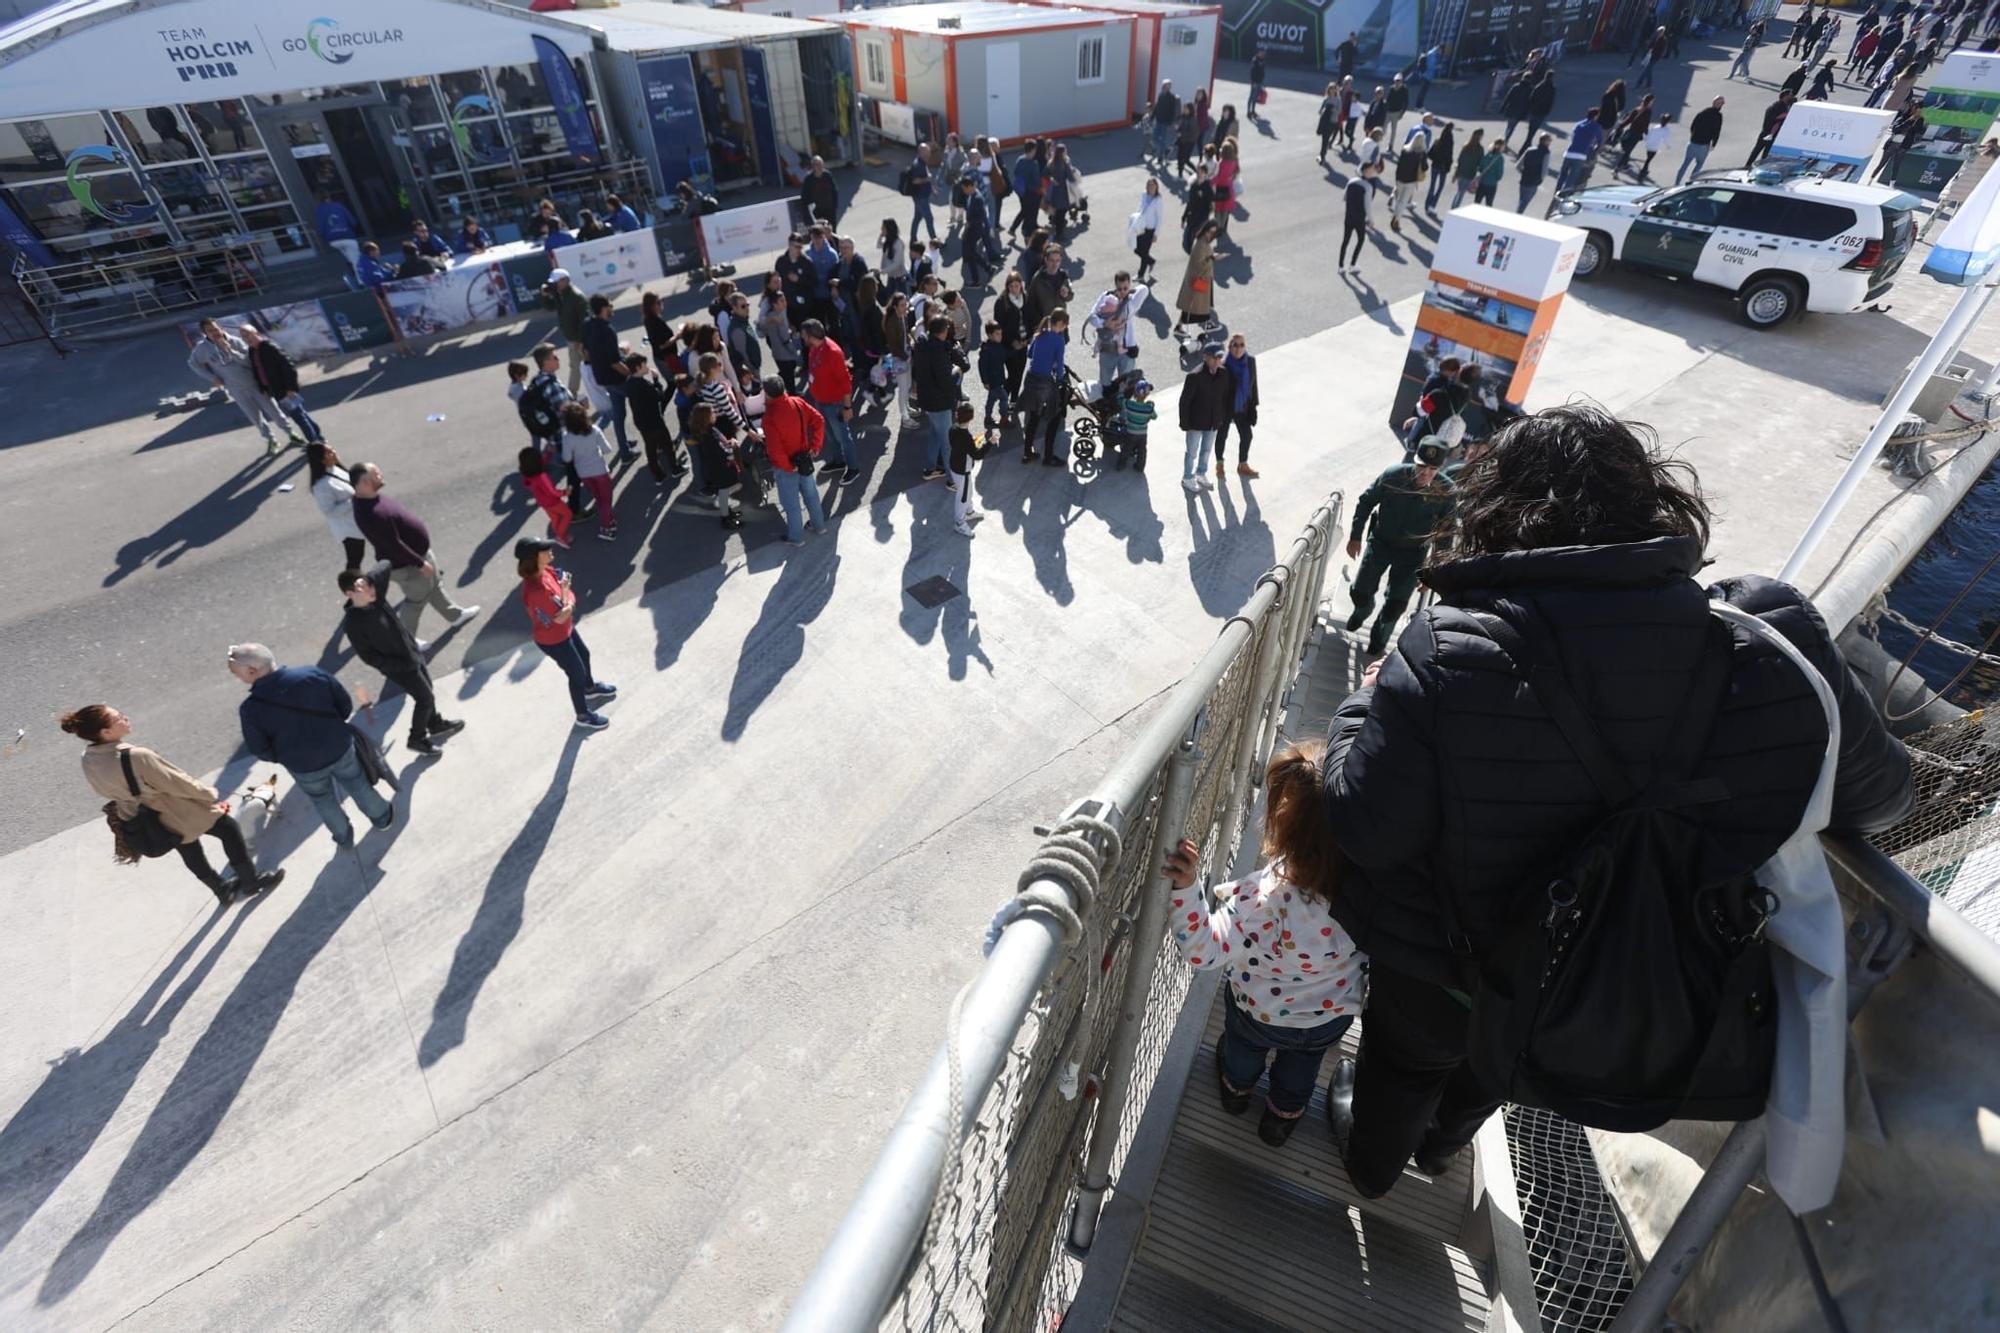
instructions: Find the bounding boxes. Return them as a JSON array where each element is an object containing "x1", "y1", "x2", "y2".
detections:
[{"x1": 1346, "y1": 436, "x2": 1453, "y2": 656}]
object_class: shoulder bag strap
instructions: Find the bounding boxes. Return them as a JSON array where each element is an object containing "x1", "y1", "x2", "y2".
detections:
[
  {"x1": 1471, "y1": 610, "x2": 1639, "y2": 806},
  {"x1": 119, "y1": 747, "x2": 143, "y2": 798}
]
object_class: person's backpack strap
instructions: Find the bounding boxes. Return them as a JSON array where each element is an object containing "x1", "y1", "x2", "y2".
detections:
[
  {"x1": 120, "y1": 747, "x2": 143, "y2": 798},
  {"x1": 1473, "y1": 610, "x2": 1637, "y2": 806}
]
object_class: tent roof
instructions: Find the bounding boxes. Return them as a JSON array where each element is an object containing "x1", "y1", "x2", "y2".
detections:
[
  {"x1": 531, "y1": 0, "x2": 832, "y2": 52},
  {"x1": 833, "y1": 1, "x2": 1126, "y2": 35}
]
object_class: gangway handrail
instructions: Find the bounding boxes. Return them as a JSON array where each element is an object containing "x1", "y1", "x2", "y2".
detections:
[
  {"x1": 1822, "y1": 832, "x2": 2000, "y2": 1004},
  {"x1": 782, "y1": 493, "x2": 1344, "y2": 1333}
]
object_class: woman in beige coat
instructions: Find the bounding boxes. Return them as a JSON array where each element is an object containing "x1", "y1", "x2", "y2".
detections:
[
  {"x1": 65, "y1": 703, "x2": 282, "y2": 905},
  {"x1": 1177, "y1": 220, "x2": 1219, "y2": 326}
]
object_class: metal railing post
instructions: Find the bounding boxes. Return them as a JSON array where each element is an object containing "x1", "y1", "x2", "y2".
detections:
[{"x1": 1066, "y1": 732, "x2": 1203, "y2": 1252}]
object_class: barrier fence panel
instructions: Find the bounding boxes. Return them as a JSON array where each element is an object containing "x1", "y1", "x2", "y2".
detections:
[{"x1": 788, "y1": 493, "x2": 1341, "y2": 1333}]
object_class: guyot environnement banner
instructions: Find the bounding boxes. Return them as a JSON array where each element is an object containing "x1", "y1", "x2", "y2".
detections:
[{"x1": 1390, "y1": 206, "x2": 1586, "y2": 440}]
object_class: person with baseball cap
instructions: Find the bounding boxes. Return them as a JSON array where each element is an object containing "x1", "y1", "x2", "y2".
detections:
[
  {"x1": 1178, "y1": 341, "x2": 1233, "y2": 493},
  {"x1": 1345, "y1": 437, "x2": 1454, "y2": 656},
  {"x1": 517, "y1": 537, "x2": 617, "y2": 731},
  {"x1": 537, "y1": 267, "x2": 589, "y2": 394}
]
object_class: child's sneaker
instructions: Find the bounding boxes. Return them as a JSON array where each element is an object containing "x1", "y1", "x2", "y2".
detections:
[
  {"x1": 574, "y1": 712, "x2": 611, "y2": 731},
  {"x1": 1181, "y1": 476, "x2": 1202, "y2": 494},
  {"x1": 953, "y1": 519, "x2": 976, "y2": 537}
]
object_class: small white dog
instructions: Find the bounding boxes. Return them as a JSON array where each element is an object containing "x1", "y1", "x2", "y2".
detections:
[{"x1": 229, "y1": 772, "x2": 284, "y2": 852}]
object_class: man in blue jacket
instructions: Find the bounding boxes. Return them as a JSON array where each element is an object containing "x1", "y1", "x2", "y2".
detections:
[
  {"x1": 1556, "y1": 108, "x2": 1606, "y2": 195},
  {"x1": 315, "y1": 194, "x2": 361, "y2": 271},
  {"x1": 231, "y1": 642, "x2": 395, "y2": 847}
]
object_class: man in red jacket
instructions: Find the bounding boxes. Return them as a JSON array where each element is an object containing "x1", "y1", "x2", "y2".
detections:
[
  {"x1": 800, "y1": 319, "x2": 858, "y2": 484},
  {"x1": 760, "y1": 376, "x2": 827, "y2": 546}
]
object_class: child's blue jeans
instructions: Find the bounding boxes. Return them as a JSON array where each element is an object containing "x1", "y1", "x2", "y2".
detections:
[
  {"x1": 983, "y1": 380, "x2": 1010, "y2": 424},
  {"x1": 1219, "y1": 986, "x2": 1355, "y2": 1115}
]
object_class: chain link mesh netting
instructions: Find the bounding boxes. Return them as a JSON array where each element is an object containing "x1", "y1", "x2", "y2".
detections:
[
  {"x1": 877, "y1": 511, "x2": 1335, "y2": 1333},
  {"x1": 1871, "y1": 708, "x2": 2000, "y2": 939}
]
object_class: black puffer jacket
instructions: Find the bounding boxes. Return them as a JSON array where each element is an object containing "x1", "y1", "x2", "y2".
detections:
[{"x1": 1322, "y1": 536, "x2": 1915, "y2": 987}]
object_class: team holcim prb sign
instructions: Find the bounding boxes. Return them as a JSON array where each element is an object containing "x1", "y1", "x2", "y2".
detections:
[{"x1": 1390, "y1": 206, "x2": 1586, "y2": 438}]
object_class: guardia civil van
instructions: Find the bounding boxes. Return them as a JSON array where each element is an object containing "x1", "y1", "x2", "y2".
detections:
[{"x1": 1552, "y1": 168, "x2": 1919, "y2": 329}]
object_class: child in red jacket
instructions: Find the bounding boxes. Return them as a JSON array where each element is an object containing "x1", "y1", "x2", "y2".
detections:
[{"x1": 518, "y1": 447, "x2": 572, "y2": 548}]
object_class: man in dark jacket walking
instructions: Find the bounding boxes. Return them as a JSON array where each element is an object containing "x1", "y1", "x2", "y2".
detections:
[
  {"x1": 1178, "y1": 341, "x2": 1233, "y2": 493},
  {"x1": 1524, "y1": 72, "x2": 1558, "y2": 148},
  {"x1": 229, "y1": 642, "x2": 395, "y2": 847},
  {"x1": 339, "y1": 564, "x2": 465, "y2": 756},
  {"x1": 799, "y1": 155, "x2": 840, "y2": 226},
  {"x1": 1677, "y1": 96, "x2": 1725, "y2": 183},
  {"x1": 1346, "y1": 439, "x2": 1453, "y2": 656},
  {"x1": 1319, "y1": 406, "x2": 1914, "y2": 1198},
  {"x1": 351, "y1": 462, "x2": 482, "y2": 640}
]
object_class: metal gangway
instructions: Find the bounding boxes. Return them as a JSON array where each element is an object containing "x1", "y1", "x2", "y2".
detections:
[{"x1": 784, "y1": 489, "x2": 2000, "y2": 1333}]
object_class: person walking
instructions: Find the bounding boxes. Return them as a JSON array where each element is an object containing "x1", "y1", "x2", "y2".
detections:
[
  {"x1": 187, "y1": 318, "x2": 297, "y2": 454},
  {"x1": 314, "y1": 194, "x2": 361, "y2": 272},
  {"x1": 67, "y1": 703, "x2": 284, "y2": 904},
  {"x1": 799, "y1": 155, "x2": 841, "y2": 226},
  {"x1": 1212, "y1": 139, "x2": 1241, "y2": 245},
  {"x1": 308, "y1": 443, "x2": 366, "y2": 568},
  {"x1": 1008, "y1": 139, "x2": 1045, "y2": 238},
  {"x1": 1499, "y1": 72, "x2": 1534, "y2": 151},
  {"x1": 1425, "y1": 122, "x2": 1457, "y2": 214},
  {"x1": 1473, "y1": 139, "x2": 1506, "y2": 205},
  {"x1": 1175, "y1": 103, "x2": 1200, "y2": 178},
  {"x1": 1612, "y1": 96, "x2": 1656, "y2": 173},
  {"x1": 517, "y1": 540, "x2": 617, "y2": 731},
  {"x1": 912, "y1": 315, "x2": 964, "y2": 478},
  {"x1": 350, "y1": 462, "x2": 481, "y2": 640},
  {"x1": 1729, "y1": 18, "x2": 1767, "y2": 80},
  {"x1": 1018, "y1": 309, "x2": 1070, "y2": 467},
  {"x1": 230, "y1": 642, "x2": 393, "y2": 848},
  {"x1": 800, "y1": 319, "x2": 859, "y2": 485},
  {"x1": 1678, "y1": 97, "x2": 1725, "y2": 183},
  {"x1": 1248, "y1": 48, "x2": 1269, "y2": 119},
  {"x1": 1150, "y1": 80, "x2": 1181, "y2": 161},
  {"x1": 339, "y1": 564, "x2": 464, "y2": 756},
  {"x1": 1045, "y1": 143, "x2": 1080, "y2": 238},
  {"x1": 242, "y1": 325, "x2": 322, "y2": 445},
  {"x1": 557, "y1": 402, "x2": 618, "y2": 541},
  {"x1": 959, "y1": 177, "x2": 994, "y2": 289},
  {"x1": 1130, "y1": 177, "x2": 1165, "y2": 283},
  {"x1": 1807, "y1": 59, "x2": 1839, "y2": 100},
  {"x1": 1318, "y1": 83, "x2": 1343, "y2": 164},
  {"x1": 1178, "y1": 340, "x2": 1232, "y2": 493},
  {"x1": 1451, "y1": 128, "x2": 1486, "y2": 210},
  {"x1": 1524, "y1": 71, "x2": 1558, "y2": 148},
  {"x1": 1210, "y1": 103, "x2": 1240, "y2": 153},
  {"x1": 759, "y1": 377, "x2": 827, "y2": 547},
  {"x1": 902, "y1": 148, "x2": 937, "y2": 243},
  {"x1": 1340, "y1": 161, "x2": 1378, "y2": 271},
  {"x1": 1345, "y1": 438, "x2": 1454, "y2": 657},
  {"x1": 1518, "y1": 132, "x2": 1553, "y2": 213},
  {"x1": 1390, "y1": 141, "x2": 1425, "y2": 233},
  {"x1": 1597, "y1": 78, "x2": 1629, "y2": 144},
  {"x1": 1384, "y1": 76, "x2": 1411, "y2": 156},
  {"x1": 1214, "y1": 333, "x2": 1261, "y2": 480},
  {"x1": 1637, "y1": 114, "x2": 1672, "y2": 181},
  {"x1": 1635, "y1": 25, "x2": 1669, "y2": 89},
  {"x1": 1556, "y1": 108, "x2": 1606, "y2": 195},
  {"x1": 1178, "y1": 220, "x2": 1219, "y2": 326},
  {"x1": 1749, "y1": 91, "x2": 1796, "y2": 165},
  {"x1": 537, "y1": 268, "x2": 589, "y2": 395},
  {"x1": 1182, "y1": 161, "x2": 1216, "y2": 251},
  {"x1": 1319, "y1": 405, "x2": 1914, "y2": 1199}
]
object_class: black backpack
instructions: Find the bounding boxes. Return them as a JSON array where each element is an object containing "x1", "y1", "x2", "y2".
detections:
[
  {"x1": 112, "y1": 750, "x2": 181, "y2": 859},
  {"x1": 1455, "y1": 609, "x2": 1779, "y2": 1132},
  {"x1": 518, "y1": 377, "x2": 562, "y2": 439}
]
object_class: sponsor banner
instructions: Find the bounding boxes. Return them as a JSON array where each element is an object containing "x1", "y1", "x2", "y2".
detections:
[
  {"x1": 550, "y1": 229, "x2": 666, "y2": 293},
  {"x1": 1450, "y1": 0, "x2": 1597, "y2": 73},
  {"x1": 0, "y1": 193, "x2": 58, "y2": 268},
  {"x1": 501, "y1": 253, "x2": 558, "y2": 315},
  {"x1": 656, "y1": 216, "x2": 703, "y2": 277},
  {"x1": 0, "y1": 0, "x2": 593, "y2": 119},
  {"x1": 741, "y1": 46, "x2": 784, "y2": 187},
  {"x1": 639, "y1": 54, "x2": 717, "y2": 196},
  {"x1": 699, "y1": 199, "x2": 813, "y2": 268},
  {"x1": 878, "y1": 101, "x2": 920, "y2": 147},
  {"x1": 1218, "y1": 0, "x2": 1421, "y2": 72},
  {"x1": 534, "y1": 33, "x2": 601, "y2": 167},
  {"x1": 319, "y1": 288, "x2": 397, "y2": 352},
  {"x1": 1390, "y1": 206, "x2": 1584, "y2": 434},
  {"x1": 381, "y1": 261, "x2": 517, "y2": 340},
  {"x1": 1769, "y1": 103, "x2": 1895, "y2": 180},
  {"x1": 1897, "y1": 49, "x2": 2000, "y2": 193}
]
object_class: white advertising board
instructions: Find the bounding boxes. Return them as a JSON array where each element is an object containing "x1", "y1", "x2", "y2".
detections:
[
  {"x1": 0, "y1": 0, "x2": 593, "y2": 119},
  {"x1": 1427, "y1": 206, "x2": 1588, "y2": 303},
  {"x1": 878, "y1": 101, "x2": 919, "y2": 147},
  {"x1": 1769, "y1": 103, "x2": 1895, "y2": 178},
  {"x1": 700, "y1": 199, "x2": 806, "y2": 267},
  {"x1": 551, "y1": 230, "x2": 666, "y2": 294}
]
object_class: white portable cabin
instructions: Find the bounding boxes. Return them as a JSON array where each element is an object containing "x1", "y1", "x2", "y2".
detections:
[
  {"x1": 1018, "y1": 0, "x2": 1218, "y2": 119},
  {"x1": 831, "y1": 1, "x2": 1137, "y2": 146},
  {"x1": 538, "y1": 2, "x2": 855, "y2": 197}
]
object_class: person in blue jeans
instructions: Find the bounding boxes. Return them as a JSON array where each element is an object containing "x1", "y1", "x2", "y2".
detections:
[
  {"x1": 581, "y1": 294, "x2": 634, "y2": 458},
  {"x1": 910, "y1": 314, "x2": 965, "y2": 479},
  {"x1": 759, "y1": 377, "x2": 828, "y2": 546},
  {"x1": 1019, "y1": 309, "x2": 1070, "y2": 467},
  {"x1": 1163, "y1": 739, "x2": 1368, "y2": 1147},
  {"x1": 519, "y1": 540, "x2": 617, "y2": 730},
  {"x1": 231, "y1": 642, "x2": 393, "y2": 847},
  {"x1": 1555, "y1": 109, "x2": 1606, "y2": 195}
]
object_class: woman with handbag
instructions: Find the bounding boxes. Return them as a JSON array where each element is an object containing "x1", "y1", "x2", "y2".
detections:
[
  {"x1": 66, "y1": 704, "x2": 284, "y2": 904},
  {"x1": 1212, "y1": 139, "x2": 1241, "y2": 245},
  {"x1": 1177, "y1": 220, "x2": 1219, "y2": 327}
]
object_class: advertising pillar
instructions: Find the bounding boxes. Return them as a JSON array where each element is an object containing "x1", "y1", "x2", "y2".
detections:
[
  {"x1": 1897, "y1": 49, "x2": 2000, "y2": 193},
  {"x1": 1767, "y1": 102, "x2": 1895, "y2": 182},
  {"x1": 1391, "y1": 205, "x2": 1585, "y2": 438}
]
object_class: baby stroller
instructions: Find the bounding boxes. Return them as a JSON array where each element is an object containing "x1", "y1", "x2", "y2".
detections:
[
  {"x1": 1060, "y1": 366, "x2": 1140, "y2": 475},
  {"x1": 1173, "y1": 315, "x2": 1227, "y2": 372}
]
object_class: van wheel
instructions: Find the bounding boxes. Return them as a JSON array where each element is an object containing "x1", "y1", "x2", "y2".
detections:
[
  {"x1": 1574, "y1": 231, "x2": 1611, "y2": 280},
  {"x1": 1740, "y1": 275, "x2": 1803, "y2": 328}
]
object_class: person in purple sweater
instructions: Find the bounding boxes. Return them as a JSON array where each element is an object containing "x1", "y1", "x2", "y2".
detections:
[{"x1": 350, "y1": 462, "x2": 482, "y2": 640}]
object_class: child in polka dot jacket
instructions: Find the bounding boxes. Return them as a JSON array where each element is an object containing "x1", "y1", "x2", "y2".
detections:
[{"x1": 1164, "y1": 739, "x2": 1366, "y2": 1147}]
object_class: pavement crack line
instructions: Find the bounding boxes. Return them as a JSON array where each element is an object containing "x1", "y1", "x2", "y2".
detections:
[{"x1": 95, "y1": 678, "x2": 1176, "y2": 1328}]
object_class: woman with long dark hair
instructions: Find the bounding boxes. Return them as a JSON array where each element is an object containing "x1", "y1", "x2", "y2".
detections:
[
  {"x1": 1319, "y1": 404, "x2": 1914, "y2": 1199},
  {"x1": 65, "y1": 703, "x2": 284, "y2": 904},
  {"x1": 517, "y1": 539, "x2": 616, "y2": 730},
  {"x1": 995, "y1": 271, "x2": 1030, "y2": 404},
  {"x1": 307, "y1": 442, "x2": 365, "y2": 568}
]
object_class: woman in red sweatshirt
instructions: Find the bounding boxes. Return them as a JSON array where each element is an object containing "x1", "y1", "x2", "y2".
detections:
[{"x1": 517, "y1": 538, "x2": 616, "y2": 730}]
